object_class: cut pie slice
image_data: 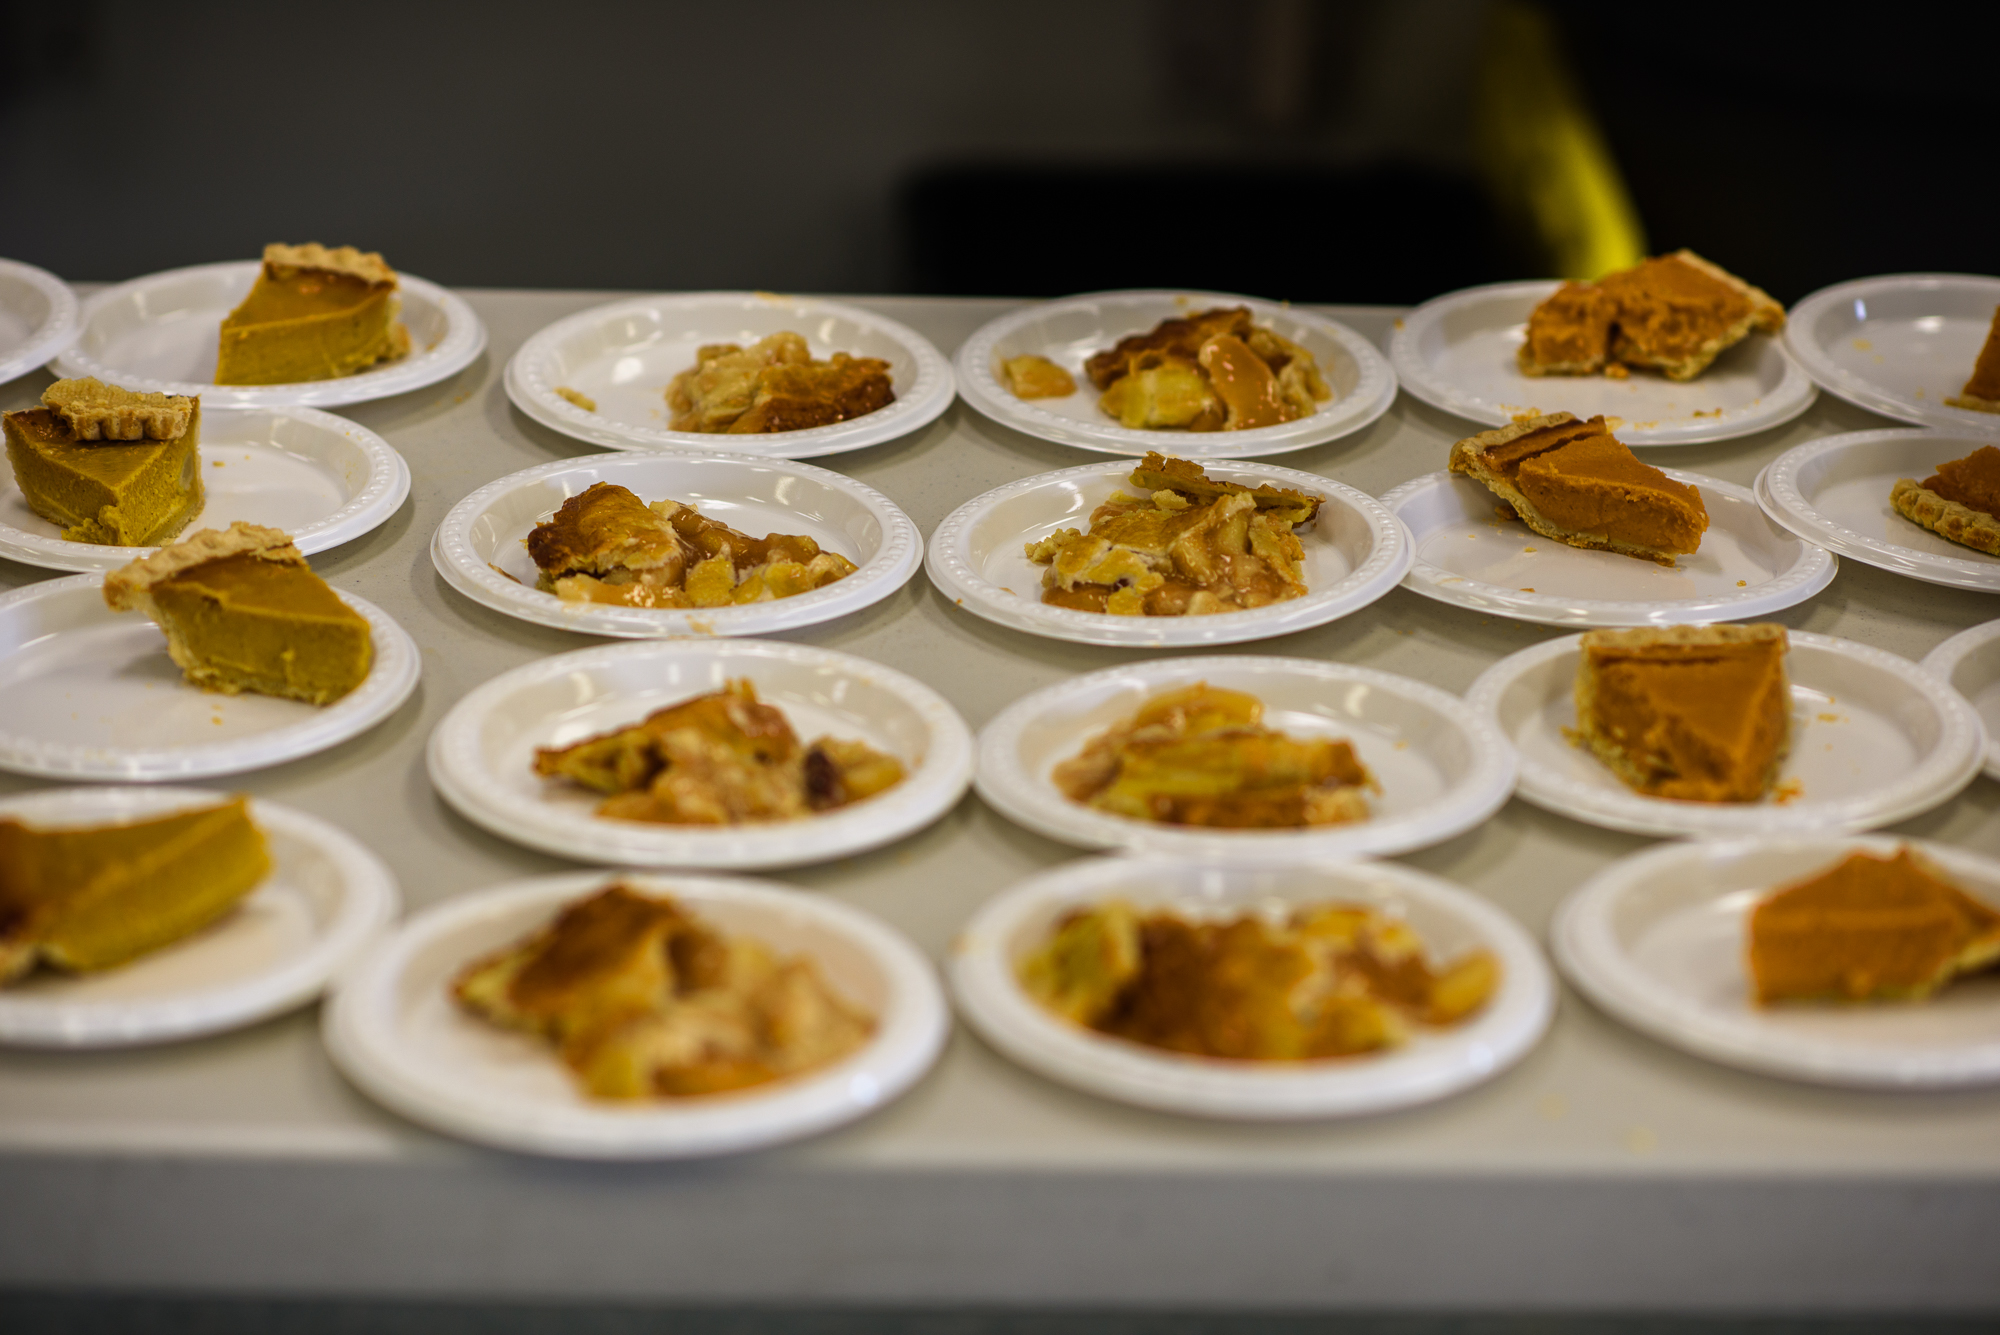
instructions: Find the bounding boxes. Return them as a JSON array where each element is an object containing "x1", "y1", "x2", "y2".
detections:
[
  {"x1": 1518, "y1": 251, "x2": 1784, "y2": 381},
  {"x1": 1748, "y1": 846, "x2": 2000, "y2": 1004},
  {"x1": 0, "y1": 796, "x2": 270, "y2": 983},
  {"x1": 1449, "y1": 412, "x2": 1708, "y2": 565},
  {"x1": 3, "y1": 378, "x2": 203, "y2": 546},
  {"x1": 215, "y1": 243, "x2": 410, "y2": 386},
  {"x1": 1574, "y1": 623, "x2": 1790, "y2": 803},
  {"x1": 1889, "y1": 444, "x2": 2000, "y2": 557},
  {"x1": 102, "y1": 522, "x2": 373, "y2": 705},
  {"x1": 1944, "y1": 305, "x2": 2000, "y2": 414}
]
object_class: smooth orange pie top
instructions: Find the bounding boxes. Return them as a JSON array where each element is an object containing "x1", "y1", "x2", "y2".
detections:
[
  {"x1": 1920, "y1": 444, "x2": 2000, "y2": 518},
  {"x1": 1749, "y1": 847, "x2": 2000, "y2": 1004},
  {"x1": 1947, "y1": 305, "x2": 2000, "y2": 411}
]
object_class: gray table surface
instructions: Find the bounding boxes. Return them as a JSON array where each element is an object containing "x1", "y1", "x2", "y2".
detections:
[{"x1": 1, "y1": 293, "x2": 1997, "y2": 1314}]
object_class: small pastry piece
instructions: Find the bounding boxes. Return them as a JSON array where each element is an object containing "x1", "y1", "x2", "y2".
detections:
[
  {"x1": 453, "y1": 883, "x2": 874, "y2": 1099},
  {"x1": 216, "y1": 243, "x2": 409, "y2": 386},
  {"x1": 1748, "y1": 847, "x2": 2000, "y2": 1004},
  {"x1": 999, "y1": 355, "x2": 1076, "y2": 400},
  {"x1": 102, "y1": 522, "x2": 373, "y2": 705},
  {"x1": 1016, "y1": 897, "x2": 1498, "y2": 1061},
  {"x1": 1518, "y1": 251, "x2": 1784, "y2": 381},
  {"x1": 1944, "y1": 305, "x2": 2000, "y2": 414},
  {"x1": 1052, "y1": 682, "x2": 1375, "y2": 828},
  {"x1": 0, "y1": 797, "x2": 270, "y2": 984},
  {"x1": 526, "y1": 481, "x2": 856, "y2": 609},
  {"x1": 532, "y1": 679, "x2": 904, "y2": 825},
  {"x1": 3, "y1": 378, "x2": 203, "y2": 546},
  {"x1": 1025, "y1": 452, "x2": 1319, "y2": 616},
  {"x1": 667, "y1": 332, "x2": 894, "y2": 434},
  {"x1": 1574, "y1": 624, "x2": 1790, "y2": 803},
  {"x1": 1890, "y1": 444, "x2": 2000, "y2": 556},
  {"x1": 1449, "y1": 412, "x2": 1708, "y2": 565}
]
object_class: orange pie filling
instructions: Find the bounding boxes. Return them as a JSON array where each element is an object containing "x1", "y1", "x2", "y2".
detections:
[
  {"x1": 1946, "y1": 305, "x2": 2000, "y2": 412},
  {"x1": 1918, "y1": 444, "x2": 2000, "y2": 518}
]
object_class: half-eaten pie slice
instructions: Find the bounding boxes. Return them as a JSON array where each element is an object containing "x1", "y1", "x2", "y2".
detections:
[
  {"x1": 102, "y1": 522, "x2": 373, "y2": 705},
  {"x1": 1944, "y1": 305, "x2": 2000, "y2": 415},
  {"x1": 1574, "y1": 623, "x2": 1790, "y2": 804},
  {"x1": 1748, "y1": 846, "x2": 2000, "y2": 1004},
  {"x1": 1449, "y1": 412, "x2": 1708, "y2": 565},
  {"x1": 215, "y1": 243, "x2": 410, "y2": 386},
  {"x1": 3, "y1": 377, "x2": 203, "y2": 546},
  {"x1": 525, "y1": 481, "x2": 856, "y2": 608},
  {"x1": 1890, "y1": 444, "x2": 2000, "y2": 557},
  {"x1": 1519, "y1": 251, "x2": 1784, "y2": 381}
]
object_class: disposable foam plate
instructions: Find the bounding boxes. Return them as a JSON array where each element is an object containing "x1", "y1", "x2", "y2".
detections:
[
  {"x1": 1390, "y1": 280, "x2": 1815, "y2": 446},
  {"x1": 953, "y1": 290, "x2": 1396, "y2": 458},
  {"x1": 0, "y1": 404, "x2": 409, "y2": 572},
  {"x1": 432, "y1": 451, "x2": 921, "y2": 639},
  {"x1": 0, "y1": 256, "x2": 78, "y2": 386},
  {"x1": 505, "y1": 293, "x2": 954, "y2": 459},
  {"x1": 926, "y1": 458, "x2": 1410, "y2": 647},
  {"x1": 426, "y1": 639, "x2": 974, "y2": 869},
  {"x1": 1921, "y1": 619, "x2": 2000, "y2": 780},
  {"x1": 1381, "y1": 468, "x2": 1834, "y2": 627},
  {"x1": 325, "y1": 871, "x2": 946, "y2": 1157},
  {"x1": 53, "y1": 261, "x2": 486, "y2": 408},
  {"x1": 975, "y1": 656, "x2": 1515, "y2": 862},
  {"x1": 949, "y1": 856, "x2": 1552, "y2": 1119},
  {"x1": 0, "y1": 573, "x2": 420, "y2": 780},
  {"x1": 1554, "y1": 835, "x2": 2000, "y2": 1088},
  {"x1": 1784, "y1": 274, "x2": 2000, "y2": 435},
  {"x1": 0, "y1": 786, "x2": 396, "y2": 1048},
  {"x1": 1467, "y1": 631, "x2": 1984, "y2": 838}
]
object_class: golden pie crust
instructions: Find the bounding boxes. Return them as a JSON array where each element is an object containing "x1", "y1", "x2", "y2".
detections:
[
  {"x1": 1574, "y1": 623, "x2": 1790, "y2": 804},
  {"x1": 41, "y1": 378, "x2": 193, "y2": 441},
  {"x1": 1084, "y1": 307, "x2": 1331, "y2": 431},
  {"x1": 667, "y1": 332, "x2": 894, "y2": 434},
  {"x1": 1449, "y1": 412, "x2": 1708, "y2": 565},
  {"x1": 1520, "y1": 250, "x2": 1783, "y2": 381},
  {"x1": 1748, "y1": 847, "x2": 2000, "y2": 1004}
]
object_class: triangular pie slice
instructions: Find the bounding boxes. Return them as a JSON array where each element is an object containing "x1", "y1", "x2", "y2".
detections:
[
  {"x1": 103, "y1": 522, "x2": 373, "y2": 705},
  {"x1": 1449, "y1": 412, "x2": 1708, "y2": 565},
  {"x1": 1944, "y1": 304, "x2": 2000, "y2": 414},
  {"x1": 2, "y1": 378, "x2": 203, "y2": 546},
  {"x1": 1889, "y1": 444, "x2": 2000, "y2": 556},
  {"x1": 215, "y1": 243, "x2": 410, "y2": 386},
  {"x1": 1574, "y1": 623, "x2": 1790, "y2": 803}
]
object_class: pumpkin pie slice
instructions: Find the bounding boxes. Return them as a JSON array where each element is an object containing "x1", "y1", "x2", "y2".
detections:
[
  {"x1": 3, "y1": 377, "x2": 203, "y2": 546},
  {"x1": 102, "y1": 522, "x2": 373, "y2": 705},
  {"x1": 1449, "y1": 412, "x2": 1708, "y2": 565},
  {"x1": 1518, "y1": 251, "x2": 1784, "y2": 381},
  {"x1": 1944, "y1": 305, "x2": 2000, "y2": 414},
  {"x1": 1890, "y1": 444, "x2": 2000, "y2": 557},
  {"x1": 216, "y1": 243, "x2": 410, "y2": 386},
  {"x1": 0, "y1": 796, "x2": 270, "y2": 983},
  {"x1": 1748, "y1": 846, "x2": 2000, "y2": 1004},
  {"x1": 1574, "y1": 623, "x2": 1790, "y2": 803}
]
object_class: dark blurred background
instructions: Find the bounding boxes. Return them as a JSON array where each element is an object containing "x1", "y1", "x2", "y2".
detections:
[{"x1": 0, "y1": 0, "x2": 1991, "y2": 304}]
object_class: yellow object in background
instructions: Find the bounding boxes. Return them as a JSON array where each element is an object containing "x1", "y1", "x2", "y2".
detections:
[{"x1": 1474, "y1": 2, "x2": 1647, "y2": 281}]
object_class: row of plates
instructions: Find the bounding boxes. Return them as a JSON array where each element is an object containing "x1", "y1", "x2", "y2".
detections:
[
  {"x1": 5, "y1": 257, "x2": 1999, "y2": 455},
  {"x1": 5, "y1": 783, "x2": 1993, "y2": 1157}
]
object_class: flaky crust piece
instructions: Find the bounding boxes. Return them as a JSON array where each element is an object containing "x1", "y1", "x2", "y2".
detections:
[
  {"x1": 1578, "y1": 623, "x2": 1789, "y2": 653},
  {"x1": 1890, "y1": 479, "x2": 2000, "y2": 556},
  {"x1": 41, "y1": 377, "x2": 194, "y2": 441},
  {"x1": 262, "y1": 243, "x2": 397, "y2": 287},
  {"x1": 103, "y1": 522, "x2": 303, "y2": 610}
]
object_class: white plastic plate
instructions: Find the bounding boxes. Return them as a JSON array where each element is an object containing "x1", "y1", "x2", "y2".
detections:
[
  {"x1": 949, "y1": 856, "x2": 1552, "y2": 1119},
  {"x1": 953, "y1": 290, "x2": 1396, "y2": 458},
  {"x1": 0, "y1": 786, "x2": 397, "y2": 1048},
  {"x1": 925, "y1": 458, "x2": 1410, "y2": 647},
  {"x1": 504, "y1": 293, "x2": 954, "y2": 460},
  {"x1": 975, "y1": 656, "x2": 1515, "y2": 862},
  {"x1": 1784, "y1": 274, "x2": 2000, "y2": 435},
  {"x1": 0, "y1": 405, "x2": 410, "y2": 573},
  {"x1": 0, "y1": 257, "x2": 78, "y2": 386},
  {"x1": 1756, "y1": 429, "x2": 2000, "y2": 592},
  {"x1": 426, "y1": 639, "x2": 974, "y2": 869},
  {"x1": 1921, "y1": 619, "x2": 2000, "y2": 780},
  {"x1": 1381, "y1": 467, "x2": 1834, "y2": 627},
  {"x1": 53, "y1": 260, "x2": 487, "y2": 408},
  {"x1": 1390, "y1": 280, "x2": 1815, "y2": 446},
  {"x1": 0, "y1": 573, "x2": 420, "y2": 781},
  {"x1": 1554, "y1": 835, "x2": 2000, "y2": 1088},
  {"x1": 324, "y1": 871, "x2": 947, "y2": 1158},
  {"x1": 433, "y1": 451, "x2": 921, "y2": 639},
  {"x1": 1467, "y1": 631, "x2": 1984, "y2": 838}
]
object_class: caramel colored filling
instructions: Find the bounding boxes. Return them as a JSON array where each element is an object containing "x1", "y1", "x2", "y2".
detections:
[
  {"x1": 1960, "y1": 307, "x2": 2000, "y2": 400},
  {"x1": 1599, "y1": 256, "x2": 1752, "y2": 362},
  {"x1": 1922, "y1": 445, "x2": 2000, "y2": 518}
]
